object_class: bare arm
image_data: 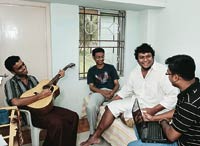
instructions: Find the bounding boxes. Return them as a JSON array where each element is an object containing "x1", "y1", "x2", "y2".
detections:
[
  {"x1": 89, "y1": 84, "x2": 111, "y2": 99},
  {"x1": 89, "y1": 79, "x2": 119, "y2": 100},
  {"x1": 143, "y1": 109, "x2": 180, "y2": 142},
  {"x1": 11, "y1": 89, "x2": 52, "y2": 106},
  {"x1": 142, "y1": 104, "x2": 165, "y2": 116},
  {"x1": 109, "y1": 79, "x2": 120, "y2": 98},
  {"x1": 143, "y1": 109, "x2": 175, "y2": 121},
  {"x1": 89, "y1": 83, "x2": 104, "y2": 93},
  {"x1": 88, "y1": 83, "x2": 108, "y2": 95},
  {"x1": 160, "y1": 119, "x2": 181, "y2": 142}
]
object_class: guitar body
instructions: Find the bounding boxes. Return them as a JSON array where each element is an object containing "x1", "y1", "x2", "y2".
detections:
[
  {"x1": 20, "y1": 80, "x2": 60, "y2": 114},
  {"x1": 20, "y1": 63, "x2": 75, "y2": 114}
]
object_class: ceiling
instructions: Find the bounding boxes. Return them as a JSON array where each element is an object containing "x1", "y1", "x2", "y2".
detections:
[{"x1": 24, "y1": 0, "x2": 166, "y2": 11}]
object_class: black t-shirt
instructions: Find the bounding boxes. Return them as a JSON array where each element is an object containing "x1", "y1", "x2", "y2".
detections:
[
  {"x1": 87, "y1": 63, "x2": 119, "y2": 89},
  {"x1": 172, "y1": 78, "x2": 200, "y2": 146}
]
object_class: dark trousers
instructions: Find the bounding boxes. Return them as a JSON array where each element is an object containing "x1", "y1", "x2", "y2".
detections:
[{"x1": 31, "y1": 106, "x2": 79, "y2": 146}]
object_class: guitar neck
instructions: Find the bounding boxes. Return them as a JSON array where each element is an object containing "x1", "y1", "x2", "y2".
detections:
[
  {"x1": 49, "y1": 74, "x2": 60, "y2": 85},
  {"x1": 47, "y1": 63, "x2": 75, "y2": 86}
]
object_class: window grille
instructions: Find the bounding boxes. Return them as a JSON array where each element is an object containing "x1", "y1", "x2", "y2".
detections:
[{"x1": 79, "y1": 7, "x2": 126, "y2": 79}]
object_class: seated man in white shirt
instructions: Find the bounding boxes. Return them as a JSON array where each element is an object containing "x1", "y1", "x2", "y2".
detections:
[{"x1": 80, "y1": 43, "x2": 178, "y2": 146}]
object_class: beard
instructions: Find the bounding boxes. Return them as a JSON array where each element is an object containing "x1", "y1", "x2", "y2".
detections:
[
  {"x1": 17, "y1": 74, "x2": 28, "y2": 78},
  {"x1": 140, "y1": 60, "x2": 154, "y2": 71},
  {"x1": 141, "y1": 65, "x2": 152, "y2": 71},
  {"x1": 17, "y1": 70, "x2": 28, "y2": 78},
  {"x1": 170, "y1": 80, "x2": 178, "y2": 88}
]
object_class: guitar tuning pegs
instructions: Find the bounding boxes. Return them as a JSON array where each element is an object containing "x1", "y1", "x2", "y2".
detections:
[{"x1": 69, "y1": 63, "x2": 75, "y2": 67}]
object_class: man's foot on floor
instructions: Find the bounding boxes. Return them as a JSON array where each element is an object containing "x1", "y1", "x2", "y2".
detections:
[{"x1": 80, "y1": 136, "x2": 101, "y2": 146}]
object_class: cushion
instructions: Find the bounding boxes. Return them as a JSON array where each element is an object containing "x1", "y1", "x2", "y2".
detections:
[
  {"x1": 81, "y1": 95, "x2": 89, "y2": 118},
  {"x1": 120, "y1": 113, "x2": 134, "y2": 128}
]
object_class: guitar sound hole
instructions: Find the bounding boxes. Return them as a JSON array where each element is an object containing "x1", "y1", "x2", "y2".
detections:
[
  {"x1": 50, "y1": 86, "x2": 54, "y2": 92},
  {"x1": 43, "y1": 85, "x2": 50, "y2": 89}
]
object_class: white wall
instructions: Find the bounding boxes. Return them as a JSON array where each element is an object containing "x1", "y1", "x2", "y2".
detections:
[
  {"x1": 50, "y1": 0, "x2": 200, "y2": 116},
  {"x1": 50, "y1": 4, "x2": 144, "y2": 116},
  {"x1": 50, "y1": 4, "x2": 89, "y2": 115},
  {"x1": 124, "y1": 11, "x2": 143, "y2": 77},
  {"x1": 146, "y1": 0, "x2": 200, "y2": 75}
]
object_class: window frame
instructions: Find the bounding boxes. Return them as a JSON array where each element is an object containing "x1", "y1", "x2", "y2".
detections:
[{"x1": 79, "y1": 7, "x2": 126, "y2": 79}]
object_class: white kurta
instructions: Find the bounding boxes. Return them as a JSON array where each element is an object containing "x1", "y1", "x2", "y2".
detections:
[{"x1": 108, "y1": 61, "x2": 178, "y2": 118}]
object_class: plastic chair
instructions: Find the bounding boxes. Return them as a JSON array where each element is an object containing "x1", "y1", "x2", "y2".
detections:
[
  {"x1": 20, "y1": 109, "x2": 43, "y2": 146},
  {"x1": 4, "y1": 98, "x2": 43, "y2": 146}
]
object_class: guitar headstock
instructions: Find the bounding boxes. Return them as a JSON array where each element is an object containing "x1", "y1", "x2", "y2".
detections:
[{"x1": 63, "y1": 63, "x2": 75, "y2": 71}]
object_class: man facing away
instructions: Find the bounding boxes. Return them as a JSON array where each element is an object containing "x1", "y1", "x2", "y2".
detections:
[
  {"x1": 86, "y1": 47, "x2": 119, "y2": 136},
  {"x1": 143, "y1": 55, "x2": 200, "y2": 146},
  {"x1": 80, "y1": 43, "x2": 178, "y2": 146},
  {"x1": 4, "y1": 56, "x2": 79, "y2": 146}
]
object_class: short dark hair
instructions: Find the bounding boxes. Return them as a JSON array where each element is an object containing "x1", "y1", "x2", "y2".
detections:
[
  {"x1": 92, "y1": 47, "x2": 105, "y2": 57},
  {"x1": 4, "y1": 56, "x2": 20, "y2": 72},
  {"x1": 134, "y1": 43, "x2": 155, "y2": 60},
  {"x1": 165, "y1": 55, "x2": 195, "y2": 80}
]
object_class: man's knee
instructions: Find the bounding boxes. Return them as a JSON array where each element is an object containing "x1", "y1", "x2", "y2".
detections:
[
  {"x1": 86, "y1": 104, "x2": 97, "y2": 114},
  {"x1": 104, "y1": 106, "x2": 115, "y2": 118},
  {"x1": 48, "y1": 118, "x2": 63, "y2": 129},
  {"x1": 105, "y1": 106, "x2": 109, "y2": 111}
]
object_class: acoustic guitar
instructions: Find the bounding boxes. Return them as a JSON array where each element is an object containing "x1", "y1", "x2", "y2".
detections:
[{"x1": 20, "y1": 63, "x2": 75, "y2": 114}]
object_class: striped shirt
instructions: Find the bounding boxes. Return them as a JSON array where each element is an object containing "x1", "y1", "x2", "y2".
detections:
[
  {"x1": 172, "y1": 78, "x2": 200, "y2": 146},
  {"x1": 4, "y1": 75, "x2": 38, "y2": 106}
]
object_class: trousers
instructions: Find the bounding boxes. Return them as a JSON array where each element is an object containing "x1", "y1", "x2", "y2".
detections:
[
  {"x1": 31, "y1": 106, "x2": 79, "y2": 146},
  {"x1": 86, "y1": 88, "x2": 111, "y2": 134}
]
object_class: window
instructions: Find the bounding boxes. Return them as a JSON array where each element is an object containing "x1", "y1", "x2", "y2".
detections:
[{"x1": 79, "y1": 7, "x2": 126, "y2": 79}]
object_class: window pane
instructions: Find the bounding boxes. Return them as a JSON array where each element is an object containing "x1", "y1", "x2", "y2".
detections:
[
  {"x1": 79, "y1": 7, "x2": 126, "y2": 79},
  {"x1": 79, "y1": 48, "x2": 94, "y2": 78}
]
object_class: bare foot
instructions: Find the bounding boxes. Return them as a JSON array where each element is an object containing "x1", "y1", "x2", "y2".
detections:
[{"x1": 80, "y1": 136, "x2": 101, "y2": 146}]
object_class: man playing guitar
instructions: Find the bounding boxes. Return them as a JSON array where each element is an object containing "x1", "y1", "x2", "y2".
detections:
[{"x1": 4, "y1": 56, "x2": 79, "y2": 146}]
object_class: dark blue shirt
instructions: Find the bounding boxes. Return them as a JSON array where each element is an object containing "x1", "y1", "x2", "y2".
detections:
[{"x1": 87, "y1": 63, "x2": 119, "y2": 89}]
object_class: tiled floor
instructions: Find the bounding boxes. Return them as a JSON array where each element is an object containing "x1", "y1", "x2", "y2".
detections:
[
  {"x1": 76, "y1": 131, "x2": 111, "y2": 146},
  {"x1": 22, "y1": 131, "x2": 111, "y2": 146}
]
